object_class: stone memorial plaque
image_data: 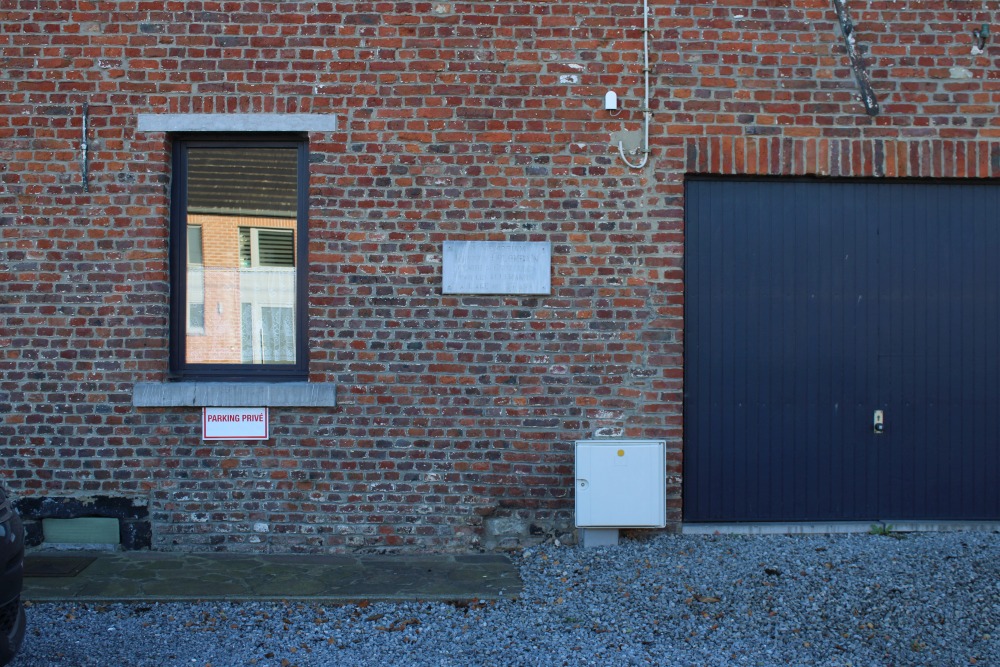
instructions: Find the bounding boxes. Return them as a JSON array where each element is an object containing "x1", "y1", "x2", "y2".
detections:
[{"x1": 442, "y1": 241, "x2": 551, "y2": 295}]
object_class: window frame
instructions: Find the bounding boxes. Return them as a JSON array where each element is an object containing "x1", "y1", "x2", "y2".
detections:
[{"x1": 168, "y1": 134, "x2": 309, "y2": 382}]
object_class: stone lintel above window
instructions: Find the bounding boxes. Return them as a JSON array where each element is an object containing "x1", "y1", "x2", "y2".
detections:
[{"x1": 136, "y1": 113, "x2": 337, "y2": 133}]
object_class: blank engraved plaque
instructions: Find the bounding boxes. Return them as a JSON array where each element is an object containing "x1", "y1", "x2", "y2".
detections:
[{"x1": 442, "y1": 241, "x2": 551, "y2": 295}]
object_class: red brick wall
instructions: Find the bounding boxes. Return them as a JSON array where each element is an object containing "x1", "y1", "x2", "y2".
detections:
[{"x1": 2, "y1": 0, "x2": 999, "y2": 552}]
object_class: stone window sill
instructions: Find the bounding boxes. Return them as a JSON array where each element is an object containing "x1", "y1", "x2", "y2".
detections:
[{"x1": 132, "y1": 382, "x2": 336, "y2": 408}]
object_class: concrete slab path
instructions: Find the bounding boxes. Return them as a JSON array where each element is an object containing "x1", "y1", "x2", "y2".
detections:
[{"x1": 22, "y1": 551, "x2": 522, "y2": 603}]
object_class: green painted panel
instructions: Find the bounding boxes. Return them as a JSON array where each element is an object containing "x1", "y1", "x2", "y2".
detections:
[{"x1": 43, "y1": 518, "x2": 120, "y2": 545}]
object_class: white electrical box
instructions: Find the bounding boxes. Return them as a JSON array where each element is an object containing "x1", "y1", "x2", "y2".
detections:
[{"x1": 575, "y1": 439, "x2": 666, "y2": 528}]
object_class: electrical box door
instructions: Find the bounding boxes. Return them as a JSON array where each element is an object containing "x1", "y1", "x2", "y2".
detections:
[{"x1": 575, "y1": 440, "x2": 666, "y2": 528}]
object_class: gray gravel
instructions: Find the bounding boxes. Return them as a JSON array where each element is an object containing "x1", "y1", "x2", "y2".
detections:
[{"x1": 12, "y1": 531, "x2": 1000, "y2": 666}]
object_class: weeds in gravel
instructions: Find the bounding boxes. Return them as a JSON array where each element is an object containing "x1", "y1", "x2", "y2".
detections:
[{"x1": 869, "y1": 524, "x2": 905, "y2": 539}]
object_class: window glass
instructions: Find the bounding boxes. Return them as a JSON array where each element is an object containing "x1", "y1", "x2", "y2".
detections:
[
  {"x1": 186, "y1": 225, "x2": 205, "y2": 334},
  {"x1": 187, "y1": 225, "x2": 203, "y2": 264},
  {"x1": 171, "y1": 138, "x2": 307, "y2": 381}
]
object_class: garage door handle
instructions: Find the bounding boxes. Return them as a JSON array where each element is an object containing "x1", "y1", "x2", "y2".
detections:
[{"x1": 873, "y1": 410, "x2": 884, "y2": 434}]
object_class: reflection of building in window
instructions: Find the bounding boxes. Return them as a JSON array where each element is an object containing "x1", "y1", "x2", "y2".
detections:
[
  {"x1": 239, "y1": 227, "x2": 295, "y2": 364},
  {"x1": 181, "y1": 146, "x2": 299, "y2": 367},
  {"x1": 186, "y1": 225, "x2": 205, "y2": 333},
  {"x1": 185, "y1": 215, "x2": 296, "y2": 365}
]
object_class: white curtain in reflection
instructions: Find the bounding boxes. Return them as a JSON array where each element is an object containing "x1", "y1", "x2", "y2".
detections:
[
  {"x1": 240, "y1": 267, "x2": 295, "y2": 364},
  {"x1": 186, "y1": 266, "x2": 295, "y2": 365}
]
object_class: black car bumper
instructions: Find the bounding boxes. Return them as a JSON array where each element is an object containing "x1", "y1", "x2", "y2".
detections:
[{"x1": 0, "y1": 512, "x2": 23, "y2": 609}]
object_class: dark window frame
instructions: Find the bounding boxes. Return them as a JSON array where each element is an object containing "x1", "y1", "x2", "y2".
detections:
[{"x1": 168, "y1": 134, "x2": 309, "y2": 382}]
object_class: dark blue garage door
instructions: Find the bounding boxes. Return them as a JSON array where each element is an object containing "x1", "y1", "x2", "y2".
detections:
[{"x1": 684, "y1": 178, "x2": 1000, "y2": 522}]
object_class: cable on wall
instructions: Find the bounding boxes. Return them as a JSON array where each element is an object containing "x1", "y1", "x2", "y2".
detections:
[
  {"x1": 832, "y1": 0, "x2": 880, "y2": 116},
  {"x1": 617, "y1": 0, "x2": 652, "y2": 169}
]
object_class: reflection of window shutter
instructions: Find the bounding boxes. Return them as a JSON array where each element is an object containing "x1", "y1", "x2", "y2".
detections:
[
  {"x1": 239, "y1": 228, "x2": 293, "y2": 267},
  {"x1": 239, "y1": 228, "x2": 251, "y2": 267},
  {"x1": 257, "y1": 230, "x2": 295, "y2": 267}
]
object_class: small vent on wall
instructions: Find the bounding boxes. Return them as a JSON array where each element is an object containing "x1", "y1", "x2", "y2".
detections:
[{"x1": 43, "y1": 517, "x2": 120, "y2": 546}]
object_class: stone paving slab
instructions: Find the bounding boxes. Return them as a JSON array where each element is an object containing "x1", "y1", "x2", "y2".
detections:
[{"x1": 22, "y1": 552, "x2": 522, "y2": 603}]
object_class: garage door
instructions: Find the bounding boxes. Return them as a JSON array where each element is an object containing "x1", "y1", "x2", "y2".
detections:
[{"x1": 684, "y1": 178, "x2": 1000, "y2": 522}]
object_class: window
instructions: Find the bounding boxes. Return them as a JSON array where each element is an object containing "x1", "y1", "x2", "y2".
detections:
[
  {"x1": 169, "y1": 136, "x2": 308, "y2": 381},
  {"x1": 186, "y1": 225, "x2": 205, "y2": 334}
]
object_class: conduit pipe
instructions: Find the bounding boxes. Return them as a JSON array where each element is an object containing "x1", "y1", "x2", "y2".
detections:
[
  {"x1": 618, "y1": 0, "x2": 651, "y2": 169},
  {"x1": 81, "y1": 102, "x2": 90, "y2": 192}
]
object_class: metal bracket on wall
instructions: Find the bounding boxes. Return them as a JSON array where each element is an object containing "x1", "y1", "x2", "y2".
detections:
[
  {"x1": 81, "y1": 102, "x2": 90, "y2": 192},
  {"x1": 832, "y1": 0, "x2": 880, "y2": 116}
]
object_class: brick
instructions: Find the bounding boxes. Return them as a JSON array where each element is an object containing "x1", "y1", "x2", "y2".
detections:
[{"x1": 1, "y1": 0, "x2": 994, "y2": 554}]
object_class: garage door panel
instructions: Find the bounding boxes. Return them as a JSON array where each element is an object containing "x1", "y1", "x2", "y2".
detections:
[
  {"x1": 878, "y1": 183, "x2": 1000, "y2": 519},
  {"x1": 685, "y1": 178, "x2": 1000, "y2": 523},
  {"x1": 685, "y1": 178, "x2": 880, "y2": 521}
]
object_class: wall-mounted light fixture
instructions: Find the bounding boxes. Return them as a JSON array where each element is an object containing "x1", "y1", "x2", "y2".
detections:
[
  {"x1": 604, "y1": 91, "x2": 621, "y2": 116},
  {"x1": 973, "y1": 23, "x2": 990, "y2": 51}
]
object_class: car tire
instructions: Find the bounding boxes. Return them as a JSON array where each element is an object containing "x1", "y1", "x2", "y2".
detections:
[{"x1": 0, "y1": 599, "x2": 25, "y2": 667}]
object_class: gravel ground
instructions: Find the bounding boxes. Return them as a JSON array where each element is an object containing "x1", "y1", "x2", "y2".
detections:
[{"x1": 11, "y1": 531, "x2": 1000, "y2": 666}]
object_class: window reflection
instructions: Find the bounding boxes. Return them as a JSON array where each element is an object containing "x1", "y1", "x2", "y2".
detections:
[
  {"x1": 184, "y1": 147, "x2": 298, "y2": 365},
  {"x1": 186, "y1": 225, "x2": 205, "y2": 333}
]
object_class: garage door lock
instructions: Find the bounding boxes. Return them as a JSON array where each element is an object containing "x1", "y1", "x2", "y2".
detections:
[{"x1": 873, "y1": 410, "x2": 885, "y2": 434}]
